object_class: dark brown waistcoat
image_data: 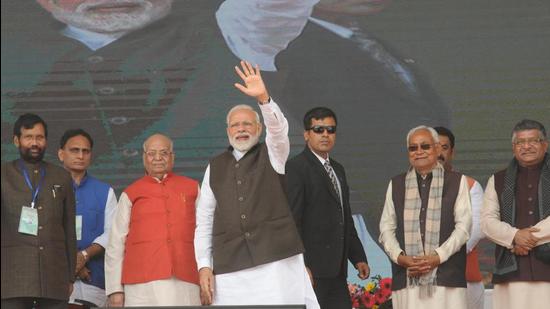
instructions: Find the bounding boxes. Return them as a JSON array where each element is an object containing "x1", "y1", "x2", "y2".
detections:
[
  {"x1": 209, "y1": 143, "x2": 304, "y2": 274},
  {"x1": 493, "y1": 165, "x2": 550, "y2": 283},
  {"x1": 390, "y1": 170, "x2": 466, "y2": 291}
]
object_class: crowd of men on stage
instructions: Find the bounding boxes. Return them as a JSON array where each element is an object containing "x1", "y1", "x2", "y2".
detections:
[{"x1": 2, "y1": 61, "x2": 549, "y2": 309}]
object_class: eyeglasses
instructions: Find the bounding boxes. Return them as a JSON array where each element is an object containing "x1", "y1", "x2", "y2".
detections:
[
  {"x1": 307, "y1": 125, "x2": 337, "y2": 134},
  {"x1": 408, "y1": 143, "x2": 434, "y2": 152},
  {"x1": 513, "y1": 138, "x2": 545, "y2": 147},
  {"x1": 144, "y1": 150, "x2": 172, "y2": 159}
]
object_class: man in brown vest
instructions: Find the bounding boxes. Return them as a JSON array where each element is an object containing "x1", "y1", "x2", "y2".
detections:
[
  {"x1": 2, "y1": 113, "x2": 77, "y2": 309},
  {"x1": 379, "y1": 125, "x2": 472, "y2": 309},
  {"x1": 194, "y1": 61, "x2": 318, "y2": 308},
  {"x1": 435, "y1": 126, "x2": 485, "y2": 309},
  {"x1": 481, "y1": 119, "x2": 550, "y2": 309}
]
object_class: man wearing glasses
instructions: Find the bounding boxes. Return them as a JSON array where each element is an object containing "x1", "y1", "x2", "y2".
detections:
[
  {"x1": 58, "y1": 129, "x2": 117, "y2": 309},
  {"x1": 285, "y1": 107, "x2": 369, "y2": 308},
  {"x1": 481, "y1": 119, "x2": 550, "y2": 309},
  {"x1": 105, "y1": 133, "x2": 201, "y2": 306},
  {"x1": 379, "y1": 125, "x2": 472, "y2": 309}
]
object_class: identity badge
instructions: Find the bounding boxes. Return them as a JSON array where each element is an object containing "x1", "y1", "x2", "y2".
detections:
[
  {"x1": 19, "y1": 206, "x2": 38, "y2": 236},
  {"x1": 76, "y1": 215, "x2": 83, "y2": 241}
]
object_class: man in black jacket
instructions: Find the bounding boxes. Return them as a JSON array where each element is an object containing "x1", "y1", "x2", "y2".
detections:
[{"x1": 286, "y1": 107, "x2": 369, "y2": 308}]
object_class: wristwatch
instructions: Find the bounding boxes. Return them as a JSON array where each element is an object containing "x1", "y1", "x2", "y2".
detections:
[{"x1": 81, "y1": 250, "x2": 89, "y2": 260}]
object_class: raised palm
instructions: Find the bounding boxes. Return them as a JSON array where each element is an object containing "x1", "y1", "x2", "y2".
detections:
[{"x1": 234, "y1": 60, "x2": 269, "y2": 102}]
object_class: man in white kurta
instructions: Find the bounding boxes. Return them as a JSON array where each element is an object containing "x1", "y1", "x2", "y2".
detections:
[
  {"x1": 194, "y1": 61, "x2": 318, "y2": 308},
  {"x1": 481, "y1": 119, "x2": 550, "y2": 309},
  {"x1": 434, "y1": 126, "x2": 486, "y2": 309},
  {"x1": 379, "y1": 125, "x2": 471, "y2": 309}
]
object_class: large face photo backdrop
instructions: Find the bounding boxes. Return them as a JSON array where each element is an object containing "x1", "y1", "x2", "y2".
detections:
[{"x1": 2, "y1": 0, "x2": 550, "y2": 279}]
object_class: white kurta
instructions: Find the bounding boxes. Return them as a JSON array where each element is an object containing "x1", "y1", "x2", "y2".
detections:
[
  {"x1": 379, "y1": 174, "x2": 472, "y2": 309},
  {"x1": 194, "y1": 100, "x2": 319, "y2": 308},
  {"x1": 105, "y1": 180, "x2": 201, "y2": 306},
  {"x1": 481, "y1": 175, "x2": 550, "y2": 309},
  {"x1": 465, "y1": 179, "x2": 485, "y2": 309},
  {"x1": 69, "y1": 187, "x2": 117, "y2": 307}
]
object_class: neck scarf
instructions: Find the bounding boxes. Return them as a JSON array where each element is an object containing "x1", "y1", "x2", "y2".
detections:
[
  {"x1": 496, "y1": 153, "x2": 550, "y2": 274},
  {"x1": 404, "y1": 162, "x2": 445, "y2": 297}
]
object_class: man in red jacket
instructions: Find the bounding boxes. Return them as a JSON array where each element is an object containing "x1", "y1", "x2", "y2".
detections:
[{"x1": 105, "y1": 133, "x2": 200, "y2": 307}]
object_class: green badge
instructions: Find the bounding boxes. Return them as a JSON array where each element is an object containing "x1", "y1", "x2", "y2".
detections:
[
  {"x1": 19, "y1": 206, "x2": 38, "y2": 236},
  {"x1": 76, "y1": 215, "x2": 83, "y2": 241}
]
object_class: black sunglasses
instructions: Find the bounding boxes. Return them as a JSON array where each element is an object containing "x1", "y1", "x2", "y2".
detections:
[
  {"x1": 308, "y1": 125, "x2": 337, "y2": 134},
  {"x1": 407, "y1": 144, "x2": 434, "y2": 152}
]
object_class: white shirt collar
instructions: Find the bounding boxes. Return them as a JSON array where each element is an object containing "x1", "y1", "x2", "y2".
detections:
[
  {"x1": 309, "y1": 147, "x2": 330, "y2": 165},
  {"x1": 62, "y1": 25, "x2": 124, "y2": 51}
]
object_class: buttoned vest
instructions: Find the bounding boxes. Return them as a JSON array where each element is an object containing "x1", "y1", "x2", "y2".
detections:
[
  {"x1": 122, "y1": 173, "x2": 199, "y2": 285},
  {"x1": 209, "y1": 143, "x2": 304, "y2": 274},
  {"x1": 390, "y1": 170, "x2": 466, "y2": 291},
  {"x1": 75, "y1": 175, "x2": 110, "y2": 289},
  {"x1": 492, "y1": 166, "x2": 550, "y2": 283}
]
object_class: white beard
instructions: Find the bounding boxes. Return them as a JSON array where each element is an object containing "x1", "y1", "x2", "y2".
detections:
[
  {"x1": 52, "y1": 0, "x2": 172, "y2": 34},
  {"x1": 229, "y1": 133, "x2": 260, "y2": 152}
]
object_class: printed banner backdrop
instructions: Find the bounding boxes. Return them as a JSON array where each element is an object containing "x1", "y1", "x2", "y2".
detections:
[{"x1": 2, "y1": 0, "x2": 550, "y2": 285}]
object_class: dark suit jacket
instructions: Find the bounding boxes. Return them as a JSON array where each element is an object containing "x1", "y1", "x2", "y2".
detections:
[
  {"x1": 286, "y1": 147, "x2": 367, "y2": 278},
  {"x1": 1, "y1": 160, "x2": 76, "y2": 300}
]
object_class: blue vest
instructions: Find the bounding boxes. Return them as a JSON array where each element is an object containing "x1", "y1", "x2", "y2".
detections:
[{"x1": 74, "y1": 174, "x2": 111, "y2": 290}]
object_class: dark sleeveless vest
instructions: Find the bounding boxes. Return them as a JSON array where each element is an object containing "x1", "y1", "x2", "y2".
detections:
[
  {"x1": 390, "y1": 170, "x2": 466, "y2": 291},
  {"x1": 209, "y1": 143, "x2": 304, "y2": 274},
  {"x1": 492, "y1": 165, "x2": 550, "y2": 283}
]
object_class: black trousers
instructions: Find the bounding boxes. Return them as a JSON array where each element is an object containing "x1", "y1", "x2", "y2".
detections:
[
  {"x1": 313, "y1": 276, "x2": 352, "y2": 309},
  {"x1": 1, "y1": 297, "x2": 68, "y2": 309}
]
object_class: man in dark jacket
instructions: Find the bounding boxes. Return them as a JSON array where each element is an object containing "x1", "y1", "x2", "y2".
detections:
[
  {"x1": 286, "y1": 107, "x2": 369, "y2": 308},
  {"x1": 1, "y1": 113, "x2": 77, "y2": 309}
]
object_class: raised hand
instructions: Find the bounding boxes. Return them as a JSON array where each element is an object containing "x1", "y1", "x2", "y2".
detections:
[{"x1": 234, "y1": 60, "x2": 270, "y2": 103}]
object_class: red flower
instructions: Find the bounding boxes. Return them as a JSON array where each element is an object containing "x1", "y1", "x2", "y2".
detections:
[
  {"x1": 380, "y1": 277, "x2": 392, "y2": 290},
  {"x1": 361, "y1": 293, "x2": 376, "y2": 308},
  {"x1": 375, "y1": 291, "x2": 387, "y2": 305},
  {"x1": 352, "y1": 298, "x2": 360, "y2": 308}
]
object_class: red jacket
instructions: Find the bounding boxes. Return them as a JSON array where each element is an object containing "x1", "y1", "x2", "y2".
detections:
[{"x1": 122, "y1": 173, "x2": 199, "y2": 285}]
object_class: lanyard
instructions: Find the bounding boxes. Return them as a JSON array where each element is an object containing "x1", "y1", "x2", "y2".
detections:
[{"x1": 18, "y1": 160, "x2": 46, "y2": 209}]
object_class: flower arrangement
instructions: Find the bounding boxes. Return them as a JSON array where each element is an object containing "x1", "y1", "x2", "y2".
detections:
[{"x1": 348, "y1": 275, "x2": 392, "y2": 309}]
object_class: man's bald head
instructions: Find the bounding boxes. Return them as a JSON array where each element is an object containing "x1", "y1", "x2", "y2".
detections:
[{"x1": 142, "y1": 133, "x2": 174, "y2": 179}]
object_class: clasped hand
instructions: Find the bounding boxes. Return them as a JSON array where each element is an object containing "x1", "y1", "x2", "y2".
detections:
[{"x1": 397, "y1": 253, "x2": 440, "y2": 277}]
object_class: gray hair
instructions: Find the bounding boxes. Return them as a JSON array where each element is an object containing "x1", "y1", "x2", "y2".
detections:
[
  {"x1": 142, "y1": 133, "x2": 174, "y2": 151},
  {"x1": 226, "y1": 104, "x2": 260, "y2": 126},
  {"x1": 406, "y1": 125, "x2": 440, "y2": 145},
  {"x1": 511, "y1": 119, "x2": 547, "y2": 142}
]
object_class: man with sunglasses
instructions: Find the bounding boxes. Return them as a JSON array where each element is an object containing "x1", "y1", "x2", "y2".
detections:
[
  {"x1": 379, "y1": 125, "x2": 472, "y2": 309},
  {"x1": 434, "y1": 126, "x2": 485, "y2": 309},
  {"x1": 481, "y1": 119, "x2": 550, "y2": 309},
  {"x1": 105, "y1": 133, "x2": 201, "y2": 307},
  {"x1": 58, "y1": 129, "x2": 117, "y2": 309},
  {"x1": 286, "y1": 107, "x2": 369, "y2": 308}
]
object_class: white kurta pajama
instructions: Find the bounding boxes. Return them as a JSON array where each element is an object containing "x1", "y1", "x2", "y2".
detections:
[
  {"x1": 105, "y1": 184, "x2": 201, "y2": 306},
  {"x1": 465, "y1": 179, "x2": 485, "y2": 309},
  {"x1": 379, "y1": 175, "x2": 472, "y2": 309},
  {"x1": 481, "y1": 176, "x2": 550, "y2": 309},
  {"x1": 194, "y1": 100, "x2": 319, "y2": 308}
]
